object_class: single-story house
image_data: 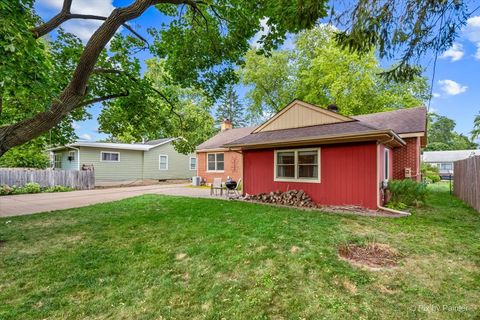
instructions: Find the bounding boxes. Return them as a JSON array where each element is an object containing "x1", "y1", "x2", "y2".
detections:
[
  {"x1": 196, "y1": 119, "x2": 255, "y2": 184},
  {"x1": 422, "y1": 149, "x2": 480, "y2": 178},
  {"x1": 207, "y1": 100, "x2": 426, "y2": 209},
  {"x1": 49, "y1": 138, "x2": 197, "y2": 183}
]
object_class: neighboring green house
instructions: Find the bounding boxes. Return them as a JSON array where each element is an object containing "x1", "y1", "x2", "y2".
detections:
[{"x1": 48, "y1": 139, "x2": 197, "y2": 183}]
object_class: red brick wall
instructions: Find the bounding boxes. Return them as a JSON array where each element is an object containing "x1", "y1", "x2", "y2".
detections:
[
  {"x1": 197, "y1": 151, "x2": 243, "y2": 184},
  {"x1": 392, "y1": 137, "x2": 421, "y2": 181}
]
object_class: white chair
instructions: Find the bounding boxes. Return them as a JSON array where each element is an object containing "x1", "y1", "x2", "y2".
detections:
[{"x1": 210, "y1": 178, "x2": 223, "y2": 196}]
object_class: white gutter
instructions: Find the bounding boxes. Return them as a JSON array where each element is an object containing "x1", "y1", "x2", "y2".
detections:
[{"x1": 376, "y1": 143, "x2": 410, "y2": 216}]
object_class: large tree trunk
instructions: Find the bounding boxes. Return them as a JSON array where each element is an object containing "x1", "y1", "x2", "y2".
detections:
[{"x1": 0, "y1": 0, "x2": 179, "y2": 157}]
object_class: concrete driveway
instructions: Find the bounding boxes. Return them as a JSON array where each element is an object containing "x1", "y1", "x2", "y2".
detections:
[{"x1": 0, "y1": 184, "x2": 217, "y2": 217}]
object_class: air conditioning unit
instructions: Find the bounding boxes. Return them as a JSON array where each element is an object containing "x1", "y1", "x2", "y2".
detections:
[
  {"x1": 192, "y1": 176, "x2": 201, "y2": 186},
  {"x1": 404, "y1": 167, "x2": 412, "y2": 178}
]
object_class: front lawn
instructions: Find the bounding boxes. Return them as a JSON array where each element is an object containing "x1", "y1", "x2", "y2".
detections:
[{"x1": 0, "y1": 185, "x2": 479, "y2": 319}]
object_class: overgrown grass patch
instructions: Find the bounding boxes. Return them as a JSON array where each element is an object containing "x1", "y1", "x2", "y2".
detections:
[{"x1": 0, "y1": 183, "x2": 478, "y2": 319}]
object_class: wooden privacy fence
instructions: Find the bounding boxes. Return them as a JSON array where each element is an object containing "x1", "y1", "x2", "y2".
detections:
[
  {"x1": 0, "y1": 168, "x2": 95, "y2": 190},
  {"x1": 453, "y1": 156, "x2": 480, "y2": 212}
]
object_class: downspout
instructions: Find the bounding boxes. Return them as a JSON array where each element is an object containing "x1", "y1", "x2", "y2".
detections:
[{"x1": 376, "y1": 142, "x2": 410, "y2": 216}]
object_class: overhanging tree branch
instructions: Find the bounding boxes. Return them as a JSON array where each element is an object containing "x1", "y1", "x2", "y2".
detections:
[
  {"x1": 1, "y1": 0, "x2": 197, "y2": 156},
  {"x1": 76, "y1": 92, "x2": 130, "y2": 109},
  {"x1": 32, "y1": 13, "x2": 149, "y2": 45}
]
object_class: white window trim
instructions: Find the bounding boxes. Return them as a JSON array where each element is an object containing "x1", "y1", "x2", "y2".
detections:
[
  {"x1": 206, "y1": 152, "x2": 225, "y2": 172},
  {"x1": 274, "y1": 148, "x2": 321, "y2": 183},
  {"x1": 159, "y1": 154, "x2": 169, "y2": 170},
  {"x1": 100, "y1": 151, "x2": 120, "y2": 162},
  {"x1": 384, "y1": 147, "x2": 390, "y2": 180},
  {"x1": 189, "y1": 156, "x2": 197, "y2": 170},
  {"x1": 68, "y1": 150, "x2": 75, "y2": 161},
  {"x1": 54, "y1": 153, "x2": 62, "y2": 169}
]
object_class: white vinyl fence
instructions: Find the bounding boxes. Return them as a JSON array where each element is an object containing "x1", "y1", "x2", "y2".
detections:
[{"x1": 0, "y1": 168, "x2": 95, "y2": 190}]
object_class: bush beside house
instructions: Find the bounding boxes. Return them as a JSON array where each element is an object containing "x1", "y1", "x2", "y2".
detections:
[{"x1": 0, "y1": 183, "x2": 73, "y2": 196}]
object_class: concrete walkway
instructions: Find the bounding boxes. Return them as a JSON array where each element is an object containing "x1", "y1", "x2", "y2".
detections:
[{"x1": 0, "y1": 184, "x2": 218, "y2": 217}]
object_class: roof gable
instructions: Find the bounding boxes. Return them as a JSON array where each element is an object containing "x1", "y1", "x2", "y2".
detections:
[{"x1": 253, "y1": 100, "x2": 353, "y2": 133}]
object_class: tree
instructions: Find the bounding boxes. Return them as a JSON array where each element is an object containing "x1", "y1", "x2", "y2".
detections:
[
  {"x1": 425, "y1": 113, "x2": 478, "y2": 151},
  {"x1": 98, "y1": 58, "x2": 216, "y2": 154},
  {"x1": 0, "y1": 0, "x2": 329, "y2": 156},
  {"x1": 215, "y1": 86, "x2": 246, "y2": 128},
  {"x1": 472, "y1": 113, "x2": 480, "y2": 141},
  {"x1": 240, "y1": 25, "x2": 430, "y2": 121},
  {"x1": 1, "y1": 0, "x2": 476, "y2": 155},
  {"x1": 331, "y1": 0, "x2": 474, "y2": 81}
]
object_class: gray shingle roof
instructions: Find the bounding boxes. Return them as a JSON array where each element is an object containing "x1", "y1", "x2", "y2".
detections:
[
  {"x1": 196, "y1": 127, "x2": 256, "y2": 150},
  {"x1": 352, "y1": 107, "x2": 427, "y2": 134},
  {"x1": 223, "y1": 121, "x2": 383, "y2": 147}
]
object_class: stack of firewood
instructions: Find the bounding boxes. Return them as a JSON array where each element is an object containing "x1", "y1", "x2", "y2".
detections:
[{"x1": 244, "y1": 190, "x2": 317, "y2": 208}]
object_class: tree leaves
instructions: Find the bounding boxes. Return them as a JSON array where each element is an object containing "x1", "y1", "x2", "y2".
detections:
[{"x1": 240, "y1": 25, "x2": 430, "y2": 122}]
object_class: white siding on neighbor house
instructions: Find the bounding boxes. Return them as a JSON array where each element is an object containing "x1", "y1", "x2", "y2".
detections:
[
  {"x1": 142, "y1": 143, "x2": 195, "y2": 179},
  {"x1": 79, "y1": 147, "x2": 144, "y2": 181},
  {"x1": 54, "y1": 149, "x2": 79, "y2": 170}
]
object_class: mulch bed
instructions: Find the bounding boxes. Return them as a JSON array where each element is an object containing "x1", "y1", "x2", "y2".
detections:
[{"x1": 338, "y1": 243, "x2": 401, "y2": 269}]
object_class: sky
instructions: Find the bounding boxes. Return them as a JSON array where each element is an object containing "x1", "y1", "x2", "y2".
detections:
[{"x1": 35, "y1": 0, "x2": 480, "y2": 144}]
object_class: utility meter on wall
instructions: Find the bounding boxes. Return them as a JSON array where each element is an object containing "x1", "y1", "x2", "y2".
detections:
[{"x1": 405, "y1": 167, "x2": 412, "y2": 178}]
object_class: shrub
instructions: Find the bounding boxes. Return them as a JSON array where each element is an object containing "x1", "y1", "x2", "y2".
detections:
[
  {"x1": 14, "y1": 182, "x2": 42, "y2": 194},
  {"x1": 387, "y1": 179, "x2": 428, "y2": 209},
  {"x1": 44, "y1": 185, "x2": 74, "y2": 193},
  {"x1": 421, "y1": 163, "x2": 440, "y2": 183},
  {"x1": 0, "y1": 185, "x2": 14, "y2": 195}
]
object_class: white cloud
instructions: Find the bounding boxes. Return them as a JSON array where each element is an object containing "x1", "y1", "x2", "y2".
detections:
[
  {"x1": 475, "y1": 43, "x2": 480, "y2": 60},
  {"x1": 440, "y1": 43, "x2": 464, "y2": 61},
  {"x1": 37, "y1": 0, "x2": 115, "y2": 42},
  {"x1": 250, "y1": 18, "x2": 270, "y2": 48},
  {"x1": 79, "y1": 133, "x2": 92, "y2": 140},
  {"x1": 464, "y1": 16, "x2": 480, "y2": 43},
  {"x1": 72, "y1": 122, "x2": 81, "y2": 130},
  {"x1": 438, "y1": 79, "x2": 467, "y2": 95},
  {"x1": 432, "y1": 92, "x2": 441, "y2": 98}
]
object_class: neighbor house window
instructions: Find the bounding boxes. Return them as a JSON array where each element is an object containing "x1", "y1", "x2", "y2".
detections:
[
  {"x1": 274, "y1": 148, "x2": 320, "y2": 182},
  {"x1": 440, "y1": 163, "x2": 453, "y2": 171},
  {"x1": 190, "y1": 157, "x2": 197, "y2": 170},
  {"x1": 101, "y1": 151, "x2": 120, "y2": 162},
  {"x1": 159, "y1": 155, "x2": 168, "y2": 170},
  {"x1": 207, "y1": 153, "x2": 224, "y2": 172},
  {"x1": 384, "y1": 148, "x2": 390, "y2": 180},
  {"x1": 68, "y1": 151, "x2": 75, "y2": 161},
  {"x1": 54, "y1": 154, "x2": 62, "y2": 169}
]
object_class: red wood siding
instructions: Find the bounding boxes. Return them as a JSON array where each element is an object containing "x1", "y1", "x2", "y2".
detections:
[
  {"x1": 197, "y1": 151, "x2": 243, "y2": 184},
  {"x1": 392, "y1": 137, "x2": 421, "y2": 181},
  {"x1": 243, "y1": 142, "x2": 379, "y2": 209}
]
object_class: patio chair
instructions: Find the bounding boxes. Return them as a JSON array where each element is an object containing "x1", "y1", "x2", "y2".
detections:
[{"x1": 210, "y1": 178, "x2": 223, "y2": 196}]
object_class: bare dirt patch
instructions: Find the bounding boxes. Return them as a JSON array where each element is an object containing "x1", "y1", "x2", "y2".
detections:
[{"x1": 338, "y1": 243, "x2": 401, "y2": 269}]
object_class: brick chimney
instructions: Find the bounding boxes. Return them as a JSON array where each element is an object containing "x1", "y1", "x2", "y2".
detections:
[{"x1": 221, "y1": 118, "x2": 233, "y2": 131}]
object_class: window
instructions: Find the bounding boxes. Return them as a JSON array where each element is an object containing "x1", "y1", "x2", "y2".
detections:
[
  {"x1": 54, "y1": 154, "x2": 62, "y2": 169},
  {"x1": 274, "y1": 148, "x2": 320, "y2": 182},
  {"x1": 440, "y1": 163, "x2": 453, "y2": 171},
  {"x1": 384, "y1": 148, "x2": 390, "y2": 180},
  {"x1": 159, "y1": 155, "x2": 168, "y2": 170},
  {"x1": 207, "y1": 153, "x2": 224, "y2": 172},
  {"x1": 68, "y1": 151, "x2": 75, "y2": 161},
  {"x1": 101, "y1": 151, "x2": 120, "y2": 162},
  {"x1": 189, "y1": 157, "x2": 197, "y2": 170}
]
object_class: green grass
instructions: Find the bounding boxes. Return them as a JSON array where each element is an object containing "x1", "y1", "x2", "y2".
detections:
[{"x1": 0, "y1": 184, "x2": 479, "y2": 319}]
